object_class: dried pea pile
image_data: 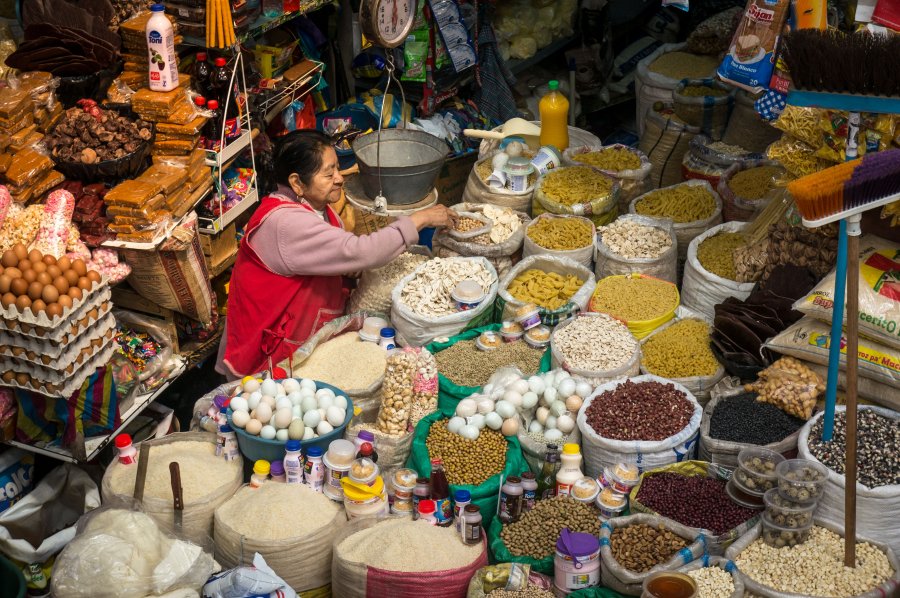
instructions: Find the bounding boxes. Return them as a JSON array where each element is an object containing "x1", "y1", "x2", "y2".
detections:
[
  {"x1": 426, "y1": 420, "x2": 506, "y2": 485},
  {"x1": 500, "y1": 496, "x2": 599, "y2": 558},
  {"x1": 434, "y1": 339, "x2": 544, "y2": 387},
  {"x1": 591, "y1": 275, "x2": 678, "y2": 322},
  {"x1": 609, "y1": 524, "x2": 690, "y2": 573},
  {"x1": 488, "y1": 588, "x2": 555, "y2": 598},
  {"x1": 697, "y1": 232, "x2": 747, "y2": 279},
  {"x1": 642, "y1": 319, "x2": 719, "y2": 378}
]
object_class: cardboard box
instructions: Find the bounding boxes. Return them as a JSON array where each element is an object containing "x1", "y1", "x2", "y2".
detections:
[
  {"x1": 254, "y1": 40, "x2": 299, "y2": 79},
  {"x1": 435, "y1": 152, "x2": 477, "y2": 207}
]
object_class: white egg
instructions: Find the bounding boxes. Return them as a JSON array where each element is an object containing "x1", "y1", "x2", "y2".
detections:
[
  {"x1": 543, "y1": 387, "x2": 558, "y2": 406},
  {"x1": 333, "y1": 394, "x2": 348, "y2": 410},
  {"x1": 317, "y1": 421, "x2": 334, "y2": 435},
  {"x1": 301, "y1": 395, "x2": 318, "y2": 413},
  {"x1": 528, "y1": 376, "x2": 545, "y2": 395},
  {"x1": 245, "y1": 418, "x2": 262, "y2": 436},
  {"x1": 247, "y1": 392, "x2": 262, "y2": 411},
  {"x1": 456, "y1": 398, "x2": 477, "y2": 418},
  {"x1": 275, "y1": 397, "x2": 292, "y2": 411},
  {"x1": 317, "y1": 394, "x2": 334, "y2": 410},
  {"x1": 275, "y1": 384, "x2": 286, "y2": 397},
  {"x1": 287, "y1": 392, "x2": 302, "y2": 406},
  {"x1": 477, "y1": 398, "x2": 495, "y2": 415},
  {"x1": 511, "y1": 379, "x2": 530, "y2": 395},
  {"x1": 557, "y1": 414, "x2": 576, "y2": 434},
  {"x1": 483, "y1": 384, "x2": 495, "y2": 396},
  {"x1": 544, "y1": 428, "x2": 563, "y2": 442},
  {"x1": 521, "y1": 391, "x2": 539, "y2": 410},
  {"x1": 292, "y1": 405, "x2": 302, "y2": 418},
  {"x1": 288, "y1": 419, "x2": 305, "y2": 440},
  {"x1": 276, "y1": 429, "x2": 289, "y2": 441},
  {"x1": 282, "y1": 379, "x2": 301, "y2": 394},
  {"x1": 545, "y1": 416, "x2": 558, "y2": 430},
  {"x1": 274, "y1": 407, "x2": 293, "y2": 429},
  {"x1": 558, "y1": 378, "x2": 577, "y2": 399},
  {"x1": 501, "y1": 418, "x2": 520, "y2": 436},
  {"x1": 495, "y1": 400, "x2": 516, "y2": 419},
  {"x1": 260, "y1": 425, "x2": 277, "y2": 440},
  {"x1": 529, "y1": 420, "x2": 544, "y2": 434},
  {"x1": 299, "y1": 387, "x2": 316, "y2": 399},
  {"x1": 318, "y1": 408, "x2": 326, "y2": 420},
  {"x1": 260, "y1": 395, "x2": 276, "y2": 410},
  {"x1": 469, "y1": 414, "x2": 486, "y2": 429},
  {"x1": 490, "y1": 387, "x2": 506, "y2": 401},
  {"x1": 231, "y1": 410, "x2": 250, "y2": 428},
  {"x1": 242, "y1": 378, "x2": 260, "y2": 393},
  {"x1": 485, "y1": 412, "x2": 503, "y2": 430},
  {"x1": 566, "y1": 395, "x2": 584, "y2": 413},
  {"x1": 302, "y1": 427, "x2": 316, "y2": 440},
  {"x1": 543, "y1": 371, "x2": 556, "y2": 387},
  {"x1": 316, "y1": 388, "x2": 335, "y2": 402},
  {"x1": 255, "y1": 403, "x2": 273, "y2": 425},
  {"x1": 300, "y1": 378, "x2": 317, "y2": 391},
  {"x1": 230, "y1": 397, "x2": 249, "y2": 413},
  {"x1": 503, "y1": 390, "x2": 523, "y2": 408},
  {"x1": 261, "y1": 379, "x2": 279, "y2": 397},
  {"x1": 550, "y1": 400, "x2": 567, "y2": 418},
  {"x1": 447, "y1": 416, "x2": 466, "y2": 434},
  {"x1": 460, "y1": 425, "x2": 480, "y2": 440},
  {"x1": 536, "y1": 406, "x2": 550, "y2": 425},
  {"x1": 303, "y1": 409, "x2": 321, "y2": 428},
  {"x1": 326, "y1": 406, "x2": 345, "y2": 427},
  {"x1": 575, "y1": 381, "x2": 593, "y2": 398}
]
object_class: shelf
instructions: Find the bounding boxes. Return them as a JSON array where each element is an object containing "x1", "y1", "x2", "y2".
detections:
[
  {"x1": 787, "y1": 90, "x2": 900, "y2": 114},
  {"x1": 199, "y1": 183, "x2": 259, "y2": 234},
  {"x1": 260, "y1": 63, "x2": 323, "y2": 122},
  {"x1": 505, "y1": 35, "x2": 577, "y2": 76},
  {"x1": 180, "y1": 1, "x2": 331, "y2": 47},
  {"x1": 5, "y1": 359, "x2": 187, "y2": 463},
  {"x1": 205, "y1": 127, "x2": 253, "y2": 169}
]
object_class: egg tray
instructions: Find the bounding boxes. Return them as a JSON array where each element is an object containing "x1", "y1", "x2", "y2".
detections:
[
  {"x1": 0, "y1": 287, "x2": 112, "y2": 343},
  {"x1": 0, "y1": 313, "x2": 116, "y2": 371},
  {"x1": 0, "y1": 302, "x2": 114, "y2": 357},
  {"x1": 0, "y1": 276, "x2": 109, "y2": 331},
  {"x1": 0, "y1": 341, "x2": 117, "y2": 398}
]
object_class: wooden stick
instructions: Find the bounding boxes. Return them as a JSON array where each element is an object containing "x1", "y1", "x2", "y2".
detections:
[
  {"x1": 206, "y1": 0, "x2": 212, "y2": 47},
  {"x1": 844, "y1": 228, "x2": 860, "y2": 567},
  {"x1": 133, "y1": 442, "x2": 151, "y2": 502}
]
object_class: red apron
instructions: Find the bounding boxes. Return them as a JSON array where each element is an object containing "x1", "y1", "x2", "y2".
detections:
[{"x1": 223, "y1": 195, "x2": 347, "y2": 377}]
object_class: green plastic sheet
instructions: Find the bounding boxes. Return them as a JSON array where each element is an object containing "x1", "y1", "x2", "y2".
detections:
[{"x1": 487, "y1": 516, "x2": 554, "y2": 574}]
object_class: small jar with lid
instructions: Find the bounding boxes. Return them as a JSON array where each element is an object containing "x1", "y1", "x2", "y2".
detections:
[
  {"x1": 499, "y1": 476, "x2": 524, "y2": 524},
  {"x1": 524, "y1": 325, "x2": 552, "y2": 349},
  {"x1": 503, "y1": 156, "x2": 534, "y2": 192},
  {"x1": 349, "y1": 457, "x2": 379, "y2": 486},
  {"x1": 451, "y1": 279, "x2": 486, "y2": 311},
  {"x1": 460, "y1": 505, "x2": 483, "y2": 545},
  {"x1": 418, "y1": 499, "x2": 438, "y2": 524},
  {"x1": 515, "y1": 303, "x2": 542, "y2": 331},
  {"x1": 476, "y1": 331, "x2": 502, "y2": 351},
  {"x1": 500, "y1": 320, "x2": 524, "y2": 342},
  {"x1": 412, "y1": 477, "x2": 430, "y2": 521},
  {"x1": 250, "y1": 460, "x2": 270, "y2": 488},
  {"x1": 571, "y1": 476, "x2": 600, "y2": 505},
  {"x1": 520, "y1": 472, "x2": 538, "y2": 512},
  {"x1": 269, "y1": 460, "x2": 286, "y2": 483}
]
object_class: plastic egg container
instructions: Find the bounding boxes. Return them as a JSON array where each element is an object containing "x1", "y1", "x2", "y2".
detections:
[
  {"x1": 446, "y1": 369, "x2": 593, "y2": 441},
  {"x1": 228, "y1": 377, "x2": 348, "y2": 442}
]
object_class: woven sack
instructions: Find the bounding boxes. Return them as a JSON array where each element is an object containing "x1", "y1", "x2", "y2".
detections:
[
  {"x1": 638, "y1": 103, "x2": 700, "y2": 188},
  {"x1": 348, "y1": 246, "x2": 431, "y2": 315},
  {"x1": 496, "y1": 254, "x2": 596, "y2": 328},
  {"x1": 681, "y1": 221, "x2": 755, "y2": 319},
  {"x1": 595, "y1": 214, "x2": 678, "y2": 285},
  {"x1": 717, "y1": 159, "x2": 785, "y2": 222},
  {"x1": 672, "y1": 78, "x2": 735, "y2": 140},
  {"x1": 347, "y1": 423, "x2": 413, "y2": 474},
  {"x1": 462, "y1": 156, "x2": 534, "y2": 215},
  {"x1": 564, "y1": 144, "x2": 653, "y2": 213}
]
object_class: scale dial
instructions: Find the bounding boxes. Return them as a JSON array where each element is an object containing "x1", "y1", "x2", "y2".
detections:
[{"x1": 360, "y1": 0, "x2": 418, "y2": 49}]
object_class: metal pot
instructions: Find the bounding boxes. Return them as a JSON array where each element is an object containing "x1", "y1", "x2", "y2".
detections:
[{"x1": 352, "y1": 129, "x2": 449, "y2": 205}]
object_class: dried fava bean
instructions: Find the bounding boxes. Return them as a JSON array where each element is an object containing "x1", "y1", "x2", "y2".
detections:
[
  {"x1": 500, "y1": 496, "x2": 599, "y2": 559},
  {"x1": 735, "y1": 526, "x2": 895, "y2": 597},
  {"x1": 584, "y1": 380, "x2": 693, "y2": 442},
  {"x1": 807, "y1": 409, "x2": 900, "y2": 488},
  {"x1": 686, "y1": 566, "x2": 735, "y2": 598},
  {"x1": 709, "y1": 393, "x2": 805, "y2": 445},
  {"x1": 597, "y1": 218, "x2": 673, "y2": 260},
  {"x1": 435, "y1": 339, "x2": 544, "y2": 387},
  {"x1": 635, "y1": 472, "x2": 757, "y2": 535},
  {"x1": 552, "y1": 314, "x2": 637, "y2": 372},
  {"x1": 426, "y1": 420, "x2": 506, "y2": 486},
  {"x1": 609, "y1": 523, "x2": 689, "y2": 573}
]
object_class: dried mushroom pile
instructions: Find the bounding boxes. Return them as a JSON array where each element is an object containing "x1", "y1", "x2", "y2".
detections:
[{"x1": 46, "y1": 105, "x2": 152, "y2": 163}]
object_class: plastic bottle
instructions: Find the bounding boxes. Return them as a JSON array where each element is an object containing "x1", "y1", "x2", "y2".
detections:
[
  {"x1": 303, "y1": 446, "x2": 325, "y2": 492},
  {"x1": 356, "y1": 442, "x2": 379, "y2": 464},
  {"x1": 521, "y1": 471, "x2": 538, "y2": 512},
  {"x1": 379, "y1": 328, "x2": 396, "y2": 351},
  {"x1": 539, "y1": 80, "x2": 569, "y2": 150},
  {"x1": 284, "y1": 439, "x2": 304, "y2": 484},
  {"x1": 250, "y1": 460, "x2": 270, "y2": 488},
  {"x1": 193, "y1": 52, "x2": 211, "y2": 96},
  {"x1": 412, "y1": 477, "x2": 430, "y2": 521},
  {"x1": 114, "y1": 434, "x2": 137, "y2": 465},
  {"x1": 269, "y1": 460, "x2": 286, "y2": 483},
  {"x1": 499, "y1": 476, "x2": 524, "y2": 524},
  {"x1": 146, "y1": 5, "x2": 179, "y2": 92},
  {"x1": 210, "y1": 57, "x2": 241, "y2": 141},
  {"x1": 453, "y1": 489, "x2": 471, "y2": 533},
  {"x1": 555, "y1": 443, "x2": 584, "y2": 497},
  {"x1": 220, "y1": 425, "x2": 239, "y2": 462},
  {"x1": 354, "y1": 429, "x2": 376, "y2": 453},
  {"x1": 418, "y1": 499, "x2": 437, "y2": 524},
  {"x1": 537, "y1": 444, "x2": 561, "y2": 500},
  {"x1": 205, "y1": 100, "x2": 221, "y2": 151},
  {"x1": 461, "y1": 505, "x2": 482, "y2": 545},
  {"x1": 430, "y1": 460, "x2": 453, "y2": 527}
]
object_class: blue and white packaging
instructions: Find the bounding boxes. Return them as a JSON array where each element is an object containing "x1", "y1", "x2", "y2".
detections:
[
  {"x1": 716, "y1": 0, "x2": 790, "y2": 94},
  {"x1": 0, "y1": 448, "x2": 34, "y2": 514}
]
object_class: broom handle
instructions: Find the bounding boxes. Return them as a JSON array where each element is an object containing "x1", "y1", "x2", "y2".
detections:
[
  {"x1": 821, "y1": 219, "x2": 847, "y2": 442},
  {"x1": 843, "y1": 213, "x2": 862, "y2": 568}
]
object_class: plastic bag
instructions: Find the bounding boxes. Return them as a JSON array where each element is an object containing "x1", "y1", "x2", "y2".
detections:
[
  {"x1": 522, "y1": 214, "x2": 595, "y2": 269},
  {"x1": 348, "y1": 247, "x2": 431, "y2": 315},
  {"x1": 716, "y1": 0, "x2": 791, "y2": 94},
  {"x1": 595, "y1": 214, "x2": 678, "y2": 285},
  {"x1": 765, "y1": 135, "x2": 829, "y2": 178},
  {"x1": 772, "y1": 105, "x2": 823, "y2": 148},
  {"x1": 89, "y1": 247, "x2": 131, "y2": 284},
  {"x1": 33, "y1": 188, "x2": 75, "y2": 258},
  {"x1": 448, "y1": 212, "x2": 493, "y2": 241},
  {"x1": 680, "y1": 222, "x2": 756, "y2": 319},
  {"x1": 374, "y1": 347, "x2": 437, "y2": 436},
  {"x1": 532, "y1": 166, "x2": 619, "y2": 223},
  {"x1": 496, "y1": 254, "x2": 597, "y2": 327},
  {"x1": 743, "y1": 356, "x2": 824, "y2": 419},
  {"x1": 113, "y1": 309, "x2": 176, "y2": 390},
  {"x1": 563, "y1": 145, "x2": 653, "y2": 212},
  {"x1": 466, "y1": 563, "x2": 533, "y2": 597}
]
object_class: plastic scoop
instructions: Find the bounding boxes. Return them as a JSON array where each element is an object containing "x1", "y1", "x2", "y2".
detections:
[{"x1": 463, "y1": 118, "x2": 542, "y2": 148}]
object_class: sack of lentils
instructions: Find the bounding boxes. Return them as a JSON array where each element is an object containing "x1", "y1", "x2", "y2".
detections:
[
  {"x1": 426, "y1": 324, "x2": 550, "y2": 412},
  {"x1": 332, "y1": 516, "x2": 489, "y2": 598},
  {"x1": 496, "y1": 255, "x2": 596, "y2": 327},
  {"x1": 563, "y1": 145, "x2": 653, "y2": 212},
  {"x1": 523, "y1": 214, "x2": 595, "y2": 269},
  {"x1": 677, "y1": 556, "x2": 744, "y2": 598},
  {"x1": 699, "y1": 391, "x2": 806, "y2": 469},
  {"x1": 725, "y1": 516, "x2": 900, "y2": 598},
  {"x1": 628, "y1": 460, "x2": 761, "y2": 555},
  {"x1": 407, "y1": 407, "x2": 528, "y2": 532},
  {"x1": 798, "y1": 405, "x2": 900, "y2": 557},
  {"x1": 599, "y1": 513, "x2": 707, "y2": 596},
  {"x1": 681, "y1": 221, "x2": 755, "y2": 319},
  {"x1": 550, "y1": 312, "x2": 641, "y2": 386},
  {"x1": 595, "y1": 215, "x2": 678, "y2": 285},
  {"x1": 576, "y1": 375, "x2": 702, "y2": 478}
]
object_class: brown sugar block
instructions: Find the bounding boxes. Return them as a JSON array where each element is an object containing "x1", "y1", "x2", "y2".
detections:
[{"x1": 104, "y1": 180, "x2": 163, "y2": 206}]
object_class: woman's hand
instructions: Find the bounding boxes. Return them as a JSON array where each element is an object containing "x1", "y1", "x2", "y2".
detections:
[{"x1": 409, "y1": 205, "x2": 458, "y2": 230}]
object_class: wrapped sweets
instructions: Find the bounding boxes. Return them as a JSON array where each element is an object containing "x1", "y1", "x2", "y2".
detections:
[{"x1": 34, "y1": 189, "x2": 75, "y2": 258}]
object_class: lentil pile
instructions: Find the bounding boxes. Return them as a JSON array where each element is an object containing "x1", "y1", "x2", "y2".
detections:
[
  {"x1": 500, "y1": 496, "x2": 599, "y2": 558},
  {"x1": 584, "y1": 380, "x2": 694, "y2": 441},
  {"x1": 709, "y1": 393, "x2": 805, "y2": 445},
  {"x1": 609, "y1": 523, "x2": 690, "y2": 573},
  {"x1": 635, "y1": 473, "x2": 757, "y2": 535},
  {"x1": 697, "y1": 231, "x2": 746, "y2": 279},
  {"x1": 686, "y1": 567, "x2": 735, "y2": 598},
  {"x1": 552, "y1": 314, "x2": 638, "y2": 372},
  {"x1": 573, "y1": 147, "x2": 642, "y2": 171},
  {"x1": 679, "y1": 85, "x2": 729, "y2": 97},
  {"x1": 434, "y1": 339, "x2": 544, "y2": 387},
  {"x1": 426, "y1": 420, "x2": 506, "y2": 485},
  {"x1": 597, "y1": 219, "x2": 673, "y2": 260},
  {"x1": 807, "y1": 409, "x2": 900, "y2": 488},
  {"x1": 293, "y1": 332, "x2": 387, "y2": 390},
  {"x1": 735, "y1": 526, "x2": 895, "y2": 596},
  {"x1": 526, "y1": 217, "x2": 593, "y2": 250},
  {"x1": 642, "y1": 319, "x2": 719, "y2": 379},
  {"x1": 590, "y1": 275, "x2": 678, "y2": 322},
  {"x1": 728, "y1": 165, "x2": 782, "y2": 199}
]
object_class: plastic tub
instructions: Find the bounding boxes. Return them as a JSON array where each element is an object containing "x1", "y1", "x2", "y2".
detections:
[
  {"x1": 452, "y1": 279, "x2": 486, "y2": 311},
  {"x1": 360, "y1": 317, "x2": 389, "y2": 341},
  {"x1": 344, "y1": 492, "x2": 389, "y2": 520},
  {"x1": 326, "y1": 439, "x2": 357, "y2": 467},
  {"x1": 531, "y1": 145, "x2": 563, "y2": 176},
  {"x1": 391, "y1": 468, "x2": 418, "y2": 500},
  {"x1": 500, "y1": 320, "x2": 524, "y2": 343},
  {"x1": 763, "y1": 488, "x2": 816, "y2": 528},
  {"x1": 761, "y1": 512, "x2": 813, "y2": 548},
  {"x1": 571, "y1": 476, "x2": 600, "y2": 504},
  {"x1": 323, "y1": 457, "x2": 351, "y2": 501},
  {"x1": 391, "y1": 497, "x2": 414, "y2": 515},
  {"x1": 726, "y1": 476, "x2": 765, "y2": 508},
  {"x1": 605, "y1": 463, "x2": 639, "y2": 494},
  {"x1": 554, "y1": 530, "x2": 601, "y2": 594},
  {"x1": 524, "y1": 325, "x2": 551, "y2": 348},
  {"x1": 735, "y1": 446, "x2": 785, "y2": 494},
  {"x1": 349, "y1": 457, "x2": 379, "y2": 486},
  {"x1": 476, "y1": 331, "x2": 502, "y2": 351},
  {"x1": 596, "y1": 487, "x2": 628, "y2": 520},
  {"x1": 589, "y1": 274, "x2": 679, "y2": 340},
  {"x1": 515, "y1": 303, "x2": 542, "y2": 331},
  {"x1": 776, "y1": 459, "x2": 828, "y2": 504}
]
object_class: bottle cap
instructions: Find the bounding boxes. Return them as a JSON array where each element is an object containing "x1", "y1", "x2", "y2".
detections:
[
  {"x1": 548, "y1": 80, "x2": 559, "y2": 91},
  {"x1": 194, "y1": 96, "x2": 207, "y2": 107},
  {"x1": 114, "y1": 434, "x2": 132, "y2": 449},
  {"x1": 151, "y1": 4, "x2": 164, "y2": 11},
  {"x1": 253, "y1": 460, "x2": 270, "y2": 475},
  {"x1": 380, "y1": 327, "x2": 395, "y2": 338},
  {"x1": 307, "y1": 446, "x2": 323, "y2": 457},
  {"x1": 357, "y1": 429, "x2": 375, "y2": 443},
  {"x1": 218, "y1": 424, "x2": 232, "y2": 433},
  {"x1": 285, "y1": 439, "x2": 301, "y2": 452},
  {"x1": 197, "y1": 52, "x2": 207, "y2": 60},
  {"x1": 454, "y1": 489, "x2": 471, "y2": 502},
  {"x1": 270, "y1": 460, "x2": 285, "y2": 476},
  {"x1": 563, "y1": 443, "x2": 581, "y2": 455},
  {"x1": 359, "y1": 443, "x2": 373, "y2": 457},
  {"x1": 215, "y1": 57, "x2": 227, "y2": 67},
  {"x1": 507, "y1": 476, "x2": 522, "y2": 484},
  {"x1": 522, "y1": 471, "x2": 536, "y2": 480},
  {"x1": 418, "y1": 499, "x2": 436, "y2": 515},
  {"x1": 207, "y1": 100, "x2": 219, "y2": 110}
]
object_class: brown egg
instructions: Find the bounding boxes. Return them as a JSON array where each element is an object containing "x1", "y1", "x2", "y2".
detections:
[
  {"x1": 57, "y1": 256, "x2": 71, "y2": 271},
  {"x1": 77, "y1": 277, "x2": 91, "y2": 291},
  {"x1": 25, "y1": 351, "x2": 34, "y2": 360},
  {"x1": 12, "y1": 243, "x2": 27, "y2": 260},
  {"x1": 42, "y1": 254, "x2": 56, "y2": 266},
  {"x1": 36, "y1": 272, "x2": 52, "y2": 286},
  {"x1": 19, "y1": 323, "x2": 30, "y2": 333},
  {"x1": 31, "y1": 299, "x2": 46, "y2": 314},
  {"x1": 15, "y1": 295, "x2": 31, "y2": 311},
  {"x1": 0, "y1": 250, "x2": 17, "y2": 268},
  {"x1": 27, "y1": 249, "x2": 41, "y2": 263},
  {"x1": 27, "y1": 282, "x2": 43, "y2": 301},
  {"x1": 52, "y1": 276, "x2": 69, "y2": 294},
  {"x1": 70, "y1": 324, "x2": 78, "y2": 335},
  {"x1": 31, "y1": 262, "x2": 46, "y2": 274},
  {"x1": 63, "y1": 269, "x2": 79, "y2": 286},
  {"x1": 88, "y1": 308, "x2": 99, "y2": 320},
  {"x1": 1, "y1": 370, "x2": 13, "y2": 383},
  {"x1": 79, "y1": 316, "x2": 88, "y2": 327},
  {"x1": 47, "y1": 265, "x2": 61, "y2": 279},
  {"x1": 1, "y1": 292, "x2": 15, "y2": 307},
  {"x1": 21, "y1": 269, "x2": 37, "y2": 284},
  {"x1": 92, "y1": 337, "x2": 102, "y2": 348},
  {"x1": 46, "y1": 303, "x2": 62, "y2": 319},
  {"x1": 17, "y1": 259, "x2": 31, "y2": 272},
  {"x1": 68, "y1": 287, "x2": 83, "y2": 301},
  {"x1": 86, "y1": 270, "x2": 101, "y2": 284},
  {"x1": 0, "y1": 275, "x2": 10, "y2": 294},
  {"x1": 40, "y1": 355, "x2": 50, "y2": 365},
  {"x1": 72, "y1": 259, "x2": 87, "y2": 277},
  {"x1": 58, "y1": 294, "x2": 73, "y2": 309},
  {"x1": 66, "y1": 363, "x2": 74, "y2": 373},
  {"x1": 41, "y1": 285, "x2": 59, "y2": 304},
  {"x1": 4, "y1": 267, "x2": 21, "y2": 279},
  {"x1": 10, "y1": 347, "x2": 22, "y2": 356},
  {"x1": 10, "y1": 278, "x2": 28, "y2": 296},
  {"x1": 15, "y1": 372, "x2": 29, "y2": 385}
]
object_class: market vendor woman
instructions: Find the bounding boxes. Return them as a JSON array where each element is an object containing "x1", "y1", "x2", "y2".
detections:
[{"x1": 217, "y1": 130, "x2": 456, "y2": 379}]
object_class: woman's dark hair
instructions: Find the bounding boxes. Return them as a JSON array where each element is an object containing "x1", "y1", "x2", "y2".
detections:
[{"x1": 273, "y1": 130, "x2": 334, "y2": 187}]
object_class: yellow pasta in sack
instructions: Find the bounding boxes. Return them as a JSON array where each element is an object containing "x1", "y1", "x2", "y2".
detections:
[
  {"x1": 507, "y1": 269, "x2": 585, "y2": 310},
  {"x1": 527, "y1": 216, "x2": 593, "y2": 250},
  {"x1": 634, "y1": 184, "x2": 717, "y2": 223},
  {"x1": 539, "y1": 166, "x2": 614, "y2": 205}
]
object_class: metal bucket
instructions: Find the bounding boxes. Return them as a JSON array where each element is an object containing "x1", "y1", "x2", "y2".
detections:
[{"x1": 352, "y1": 129, "x2": 449, "y2": 205}]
